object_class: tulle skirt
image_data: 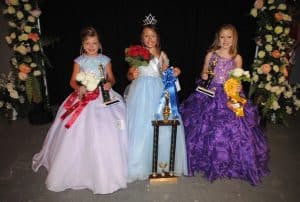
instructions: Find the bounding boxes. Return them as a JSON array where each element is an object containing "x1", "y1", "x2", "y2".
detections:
[{"x1": 32, "y1": 89, "x2": 128, "y2": 194}]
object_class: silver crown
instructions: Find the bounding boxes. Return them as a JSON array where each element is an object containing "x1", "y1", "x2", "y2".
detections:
[{"x1": 143, "y1": 13, "x2": 157, "y2": 26}]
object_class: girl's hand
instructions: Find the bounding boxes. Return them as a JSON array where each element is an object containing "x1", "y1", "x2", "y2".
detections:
[
  {"x1": 131, "y1": 68, "x2": 139, "y2": 80},
  {"x1": 173, "y1": 67, "x2": 181, "y2": 77},
  {"x1": 201, "y1": 72, "x2": 208, "y2": 80},
  {"x1": 103, "y1": 82, "x2": 112, "y2": 90},
  {"x1": 77, "y1": 85, "x2": 87, "y2": 99}
]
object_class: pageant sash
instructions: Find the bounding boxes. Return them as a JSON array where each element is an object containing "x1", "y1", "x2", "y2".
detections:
[
  {"x1": 155, "y1": 67, "x2": 180, "y2": 119},
  {"x1": 60, "y1": 88, "x2": 99, "y2": 128}
]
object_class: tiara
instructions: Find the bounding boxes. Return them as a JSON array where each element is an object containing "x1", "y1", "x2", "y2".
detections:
[{"x1": 143, "y1": 13, "x2": 158, "y2": 26}]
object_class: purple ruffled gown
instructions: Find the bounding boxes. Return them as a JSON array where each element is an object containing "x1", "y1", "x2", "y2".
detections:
[{"x1": 180, "y1": 52, "x2": 269, "y2": 186}]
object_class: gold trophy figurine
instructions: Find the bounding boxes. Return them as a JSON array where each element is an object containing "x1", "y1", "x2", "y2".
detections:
[
  {"x1": 98, "y1": 64, "x2": 119, "y2": 105},
  {"x1": 196, "y1": 56, "x2": 218, "y2": 97},
  {"x1": 162, "y1": 91, "x2": 171, "y2": 123}
]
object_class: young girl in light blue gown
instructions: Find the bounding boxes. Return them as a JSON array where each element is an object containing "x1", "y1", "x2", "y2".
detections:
[{"x1": 126, "y1": 14, "x2": 188, "y2": 182}]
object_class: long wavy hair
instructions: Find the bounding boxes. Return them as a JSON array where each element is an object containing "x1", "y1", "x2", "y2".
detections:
[{"x1": 208, "y1": 24, "x2": 238, "y2": 57}]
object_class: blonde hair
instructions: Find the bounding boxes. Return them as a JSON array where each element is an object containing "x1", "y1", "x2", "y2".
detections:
[{"x1": 208, "y1": 24, "x2": 238, "y2": 57}]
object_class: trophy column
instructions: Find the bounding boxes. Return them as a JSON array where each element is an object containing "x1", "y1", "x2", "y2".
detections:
[{"x1": 149, "y1": 91, "x2": 179, "y2": 183}]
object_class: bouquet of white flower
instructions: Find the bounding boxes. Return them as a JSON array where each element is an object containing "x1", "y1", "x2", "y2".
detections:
[{"x1": 76, "y1": 71, "x2": 100, "y2": 92}]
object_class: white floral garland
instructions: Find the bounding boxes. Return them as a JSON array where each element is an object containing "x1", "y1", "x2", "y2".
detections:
[{"x1": 249, "y1": 0, "x2": 300, "y2": 124}]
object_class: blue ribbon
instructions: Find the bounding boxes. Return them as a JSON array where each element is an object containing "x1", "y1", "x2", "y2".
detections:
[{"x1": 155, "y1": 67, "x2": 180, "y2": 120}]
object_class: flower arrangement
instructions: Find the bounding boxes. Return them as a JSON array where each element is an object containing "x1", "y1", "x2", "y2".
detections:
[
  {"x1": 2, "y1": 0, "x2": 47, "y2": 104},
  {"x1": 0, "y1": 71, "x2": 26, "y2": 120},
  {"x1": 249, "y1": 0, "x2": 300, "y2": 124},
  {"x1": 125, "y1": 45, "x2": 152, "y2": 67},
  {"x1": 76, "y1": 71, "x2": 100, "y2": 92},
  {"x1": 224, "y1": 68, "x2": 251, "y2": 117}
]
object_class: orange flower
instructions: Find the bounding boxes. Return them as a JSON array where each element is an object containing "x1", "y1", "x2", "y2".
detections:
[
  {"x1": 19, "y1": 63, "x2": 31, "y2": 74},
  {"x1": 28, "y1": 33, "x2": 39, "y2": 42},
  {"x1": 261, "y1": 64, "x2": 271, "y2": 74},
  {"x1": 272, "y1": 50, "x2": 281, "y2": 58},
  {"x1": 274, "y1": 12, "x2": 284, "y2": 21}
]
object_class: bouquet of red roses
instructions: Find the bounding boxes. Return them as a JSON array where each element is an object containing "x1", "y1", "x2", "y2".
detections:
[{"x1": 125, "y1": 45, "x2": 152, "y2": 67}]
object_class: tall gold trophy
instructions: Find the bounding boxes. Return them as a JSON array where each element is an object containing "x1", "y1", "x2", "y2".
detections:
[
  {"x1": 98, "y1": 64, "x2": 119, "y2": 105},
  {"x1": 150, "y1": 91, "x2": 179, "y2": 184}
]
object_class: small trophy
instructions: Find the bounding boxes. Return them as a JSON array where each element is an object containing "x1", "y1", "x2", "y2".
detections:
[
  {"x1": 196, "y1": 57, "x2": 218, "y2": 97},
  {"x1": 98, "y1": 64, "x2": 119, "y2": 105}
]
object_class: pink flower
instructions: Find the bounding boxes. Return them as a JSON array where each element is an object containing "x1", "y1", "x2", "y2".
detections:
[
  {"x1": 254, "y1": 0, "x2": 264, "y2": 9},
  {"x1": 30, "y1": 9, "x2": 41, "y2": 17},
  {"x1": 261, "y1": 64, "x2": 271, "y2": 74}
]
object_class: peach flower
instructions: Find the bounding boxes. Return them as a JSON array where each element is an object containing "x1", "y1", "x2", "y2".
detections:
[
  {"x1": 272, "y1": 50, "x2": 281, "y2": 58},
  {"x1": 280, "y1": 66, "x2": 288, "y2": 77},
  {"x1": 254, "y1": 0, "x2": 264, "y2": 9},
  {"x1": 19, "y1": 63, "x2": 31, "y2": 74},
  {"x1": 261, "y1": 64, "x2": 271, "y2": 74},
  {"x1": 274, "y1": 12, "x2": 284, "y2": 21}
]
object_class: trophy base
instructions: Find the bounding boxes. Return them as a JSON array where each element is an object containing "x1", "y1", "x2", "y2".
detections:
[
  {"x1": 196, "y1": 86, "x2": 215, "y2": 97},
  {"x1": 149, "y1": 173, "x2": 178, "y2": 184},
  {"x1": 104, "y1": 99, "x2": 120, "y2": 106}
]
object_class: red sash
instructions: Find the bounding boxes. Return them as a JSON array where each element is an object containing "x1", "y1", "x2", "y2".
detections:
[{"x1": 60, "y1": 88, "x2": 99, "y2": 128}]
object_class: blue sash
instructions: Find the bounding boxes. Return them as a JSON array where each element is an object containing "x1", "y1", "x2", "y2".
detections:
[{"x1": 155, "y1": 67, "x2": 179, "y2": 120}]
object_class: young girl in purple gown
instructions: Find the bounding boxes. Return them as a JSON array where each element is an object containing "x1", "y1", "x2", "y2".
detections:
[
  {"x1": 32, "y1": 27, "x2": 127, "y2": 194},
  {"x1": 180, "y1": 24, "x2": 269, "y2": 186}
]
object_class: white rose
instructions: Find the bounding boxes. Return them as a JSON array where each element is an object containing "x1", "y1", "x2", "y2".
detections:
[
  {"x1": 10, "y1": 90, "x2": 19, "y2": 99},
  {"x1": 265, "y1": 35, "x2": 272, "y2": 42},
  {"x1": 231, "y1": 68, "x2": 244, "y2": 77},
  {"x1": 277, "y1": 4, "x2": 287, "y2": 10},
  {"x1": 250, "y1": 8, "x2": 258, "y2": 17},
  {"x1": 271, "y1": 100, "x2": 280, "y2": 110},
  {"x1": 265, "y1": 44, "x2": 273, "y2": 52},
  {"x1": 258, "y1": 50, "x2": 266, "y2": 58},
  {"x1": 278, "y1": 76, "x2": 285, "y2": 83},
  {"x1": 32, "y1": 44, "x2": 40, "y2": 51},
  {"x1": 27, "y1": 16, "x2": 35, "y2": 23},
  {"x1": 269, "y1": 5, "x2": 276, "y2": 10},
  {"x1": 265, "y1": 83, "x2": 272, "y2": 90},
  {"x1": 33, "y1": 70, "x2": 41, "y2": 76},
  {"x1": 284, "y1": 28, "x2": 290, "y2": 35},
  {"x1": 16, "y1": 11, "x2": 24, "y2": 19},
  {"x1": 266, "y1": 74, "x2": 272, "y2": 81},
  {"x1": 274, "y1": 26, "x2": 283, "y2": 34},
  {"x1": 286, "y1": 106, "x2": 292, "y2": 114},
  {"x1": 86, "y1": 82, "x2": 98, "y2": 91},
  {"x1": 5, "y1": 36, "x2": 12, "y2": 44},
  {"x1": 15, "y1": 45, "x2": 27, "y2": 55},
  {"x1": 7, "y1": 6, "x2": 16, "y2": 14},
  {"x1": 252, "y1": 74, "x2": 259, "y2": 82},
  {"x1": 24, "y1": 3, "x2": 32, "y2": 11},
  {"x1": 284, "y1": 91, "x2": 292, "y2": 98},
  {"x1": 266, "y1": 24, "x2": 273, "y2": 30},
  {"x1": 30, "y1": 63, "x2": 37, "y2": 68},
  {"x1": 23, "y1": 25, "x2": 32, "y2": 33},
  {"x1": 0, "y1": 101, "x2": 4, "y2": 108},
  {"x1": 8, "y1": 21, "x2": 16, "y2": 27},
  {"x1": 267, "y1": 0, "x2": 274, "y2": 4}
]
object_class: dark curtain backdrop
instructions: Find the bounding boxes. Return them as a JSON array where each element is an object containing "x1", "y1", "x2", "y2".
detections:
[{"x1": 40, "y1": 0, "x2": 256, "y2": 105}]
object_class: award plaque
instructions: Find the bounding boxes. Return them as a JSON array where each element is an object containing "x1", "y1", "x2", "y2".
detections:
[
  {"x1": 150, "y1": 91, "x2": 178, "y2": 184},
  {"x1": 98, "y1": 64, "x2": 119, "y2": 105},
  {"x1": 196, "y1": 56, "x2": 218, "y2": 97}
]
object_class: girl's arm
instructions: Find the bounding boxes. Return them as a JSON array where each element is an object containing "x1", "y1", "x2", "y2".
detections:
[
  {"x1": 161, "y1": 51, "x2": 181, "y2": 76},
  {"x1": 103, "y1": 62, "x2": 115, "y2": 90},
  {"x1": 201, "y1": 52, "x2": 213, "y2": 80},
  {"x1": 70, "y1": 62, "x2": 87, "y2": 97},
  {"x1": 234, "y1": 54, "x2": 243, "y2": 69}
]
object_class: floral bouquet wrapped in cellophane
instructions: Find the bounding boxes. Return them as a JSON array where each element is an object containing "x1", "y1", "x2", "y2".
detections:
[{"x1": 224, "y1": 68, "x2": 251, "y2": 117}]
